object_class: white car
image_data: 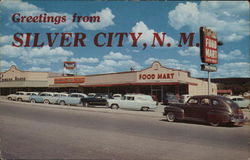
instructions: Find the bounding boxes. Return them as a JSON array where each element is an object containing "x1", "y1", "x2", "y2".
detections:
[
  {"x1": 107, "y1": 94, "x2": 158, "y2": 111},
  {"x1": 228, "y1": 96, "x2": 250, "y2": 109},
  {"x1": 17, "y1": 92, "x2": 39, "y2": 102},
  {"x1": 7, "y1": 91, "x2": 27, "y2": 101},
  {"x1": 43, "y1": 93, "x2": 68, "y2": 104},
  {"x1": 112, "y1": 94, "x2": 122, "y2": 100}
]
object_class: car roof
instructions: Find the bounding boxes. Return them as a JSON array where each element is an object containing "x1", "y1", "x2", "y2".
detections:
[
  {"x1": 227, "y1": 96, "x2": 244, "y2": 98},
  {"x1": 125, "y1": 94, "x2": 151, "y2": 97},
  {"x1": 190, "y1": 95, "x2": 226, "y2": 99}
]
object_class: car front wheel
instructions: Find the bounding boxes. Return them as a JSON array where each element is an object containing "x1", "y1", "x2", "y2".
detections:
[
  {"x1": 111, "y1": 104, "x2": 119, "y2": 110},
  {"x1": 59, "y1": 101, "x2": 65, "y2": 106},
  {"x1": 141, "y1": 107, "x2": 149, "y2": 111},
  {"x1": 30, "y1": 99, "x2": 36, "y2": 103},
  {"x1": 44, "y1": 100, "x2": 50, "y2": 104},
  {"x1": 166, "y1": 112, "x2": 176, "y2": 122},
  {"x1": 83, "y1": 102, "x2": 89, "y2": 107}
]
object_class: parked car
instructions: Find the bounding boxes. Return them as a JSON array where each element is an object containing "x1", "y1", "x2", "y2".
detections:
[
  {"x1": 179, "y1": 94, "x2": 192, "y2": 104},
  {"x1": 17, "y1": 92, "x2": 38, "y2": 102},
  {"x1": 162, "y1": 94, "x2": 179, "y2": 105},
  {"x1": 30, "y1": 92, "x2": 54, "y2": 103},
  {"x1": 81, "y1": 93, "x2": 111, "y2": 107},
  {"x1": 163, "y1": 95, "x2": 245, "y2": 126},
  {"x1": 107, "y1": 94, "x2": 158, "y2": 111},
  {"x1": 57, "y1": 93, "x2": 88, "y2": 105},
  {"x1": 227, "y1": 96, "x2": 250, "y2": 109},
  {"x1": 43, "y1": 93, "x2": 68, "y2": 104},
  {"x1": 112, "y1": 94, "x2": 122, "y2": 100},
  {"x1": 87, "y1": 93, "x2": 96, "y2": 97},
  {"x1": 7, "y1": 91, "x2": 27, "y2": 101}
]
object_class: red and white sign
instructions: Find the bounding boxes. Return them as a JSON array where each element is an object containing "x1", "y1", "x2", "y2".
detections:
[
  {"x1": 64, "y1": 61, "x2": 76, "y2": 70},
  {"x1": 200, "y1": 27, "x2": 218, "y2": 64}
]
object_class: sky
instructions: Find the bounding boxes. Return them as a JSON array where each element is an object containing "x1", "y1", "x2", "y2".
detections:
[{"x1": 0, "y1": 0, "x2": 249, "y2": 78}]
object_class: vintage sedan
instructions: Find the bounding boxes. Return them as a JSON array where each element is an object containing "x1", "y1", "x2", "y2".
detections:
[
  {"x1": 163, "y1": 95, "x2": 245, "y2": 126},
  {"x1": 81, "y1": 93, "x2": 111, "y2": 107},
  {"x1": 57, "y1": 93, "x2": 88, "y2": 105},
  {"x1": 7, "y1": 91, "x2": 27, "y2": 101},
  {"x1": 43, "y1": 93, "x2": 68, "y2": 104},
  {"x1": 30, "y1": 92, "x2": 54, "y2": 103},
  {"x1": 228, "y1": 96, "x2": 250, "y2": 109}
]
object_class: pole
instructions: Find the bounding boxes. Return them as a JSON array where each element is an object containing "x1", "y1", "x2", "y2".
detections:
[{"x1": 208, "y1": 71, "x2": 210, "y2": 95}]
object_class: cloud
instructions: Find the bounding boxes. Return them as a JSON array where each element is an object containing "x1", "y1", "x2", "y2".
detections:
[
  {"x1": 77, "y1": 52, "x2": 142, "y2": 75},
  {"x1": 0, "y1": 45, "x2": 74, "y2": 66},
  {"x1": 130, "y1": 21, "x2": 177, "y2": 47},
  {"x1": 79, "y1": 8, "x2": 115, "y2": 30},
  {"x1": 215, "y1": 62, "x2": 250, "y2": 77},
  {"x1": 1, "y1": 0, "x2": 40, "y2": 12},
  {"x1": 0, "y1": 35, "x2": 13, "y2": 44},
  {"x1": 144, "y1": 57, "x2": 203, "y2": 77},
  {"x1": 1, "y1": 1, "x2": 114, "y2": 31},
  {"x1": 168, "y1": 1, "x2": 249, "y2": 42},
  {"x1": 1, "y1": 60, "x2": 16, "y2": 71},
  {"x1": 28, "y1": 67, "x2": 51, "y2": 72},
  {"x1": 177, "y1": 47, "x2": 200, "y2": 56},
  {"x1": 104, "y1": 51, "x2": 131, "y2": 60},
  {"x1": 219, "y1": 49, "x2": 244, "y2": 60},
  {"x1": 70, "y1": 57, "x2": 99, "y2": 63}
]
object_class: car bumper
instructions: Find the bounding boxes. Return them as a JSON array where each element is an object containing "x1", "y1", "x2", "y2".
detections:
[{"x1": 230, "y1": 115, "x2": 246, "y2": 123}]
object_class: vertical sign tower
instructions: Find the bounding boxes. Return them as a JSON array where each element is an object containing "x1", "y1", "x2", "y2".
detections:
[{"x1": 200, "y1": 27, "x2": 218, "y2": 95}]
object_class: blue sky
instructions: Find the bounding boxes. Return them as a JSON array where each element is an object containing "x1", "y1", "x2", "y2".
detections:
[{"x1": 0, "y1": 0, "x2": 249, "y2": 78}]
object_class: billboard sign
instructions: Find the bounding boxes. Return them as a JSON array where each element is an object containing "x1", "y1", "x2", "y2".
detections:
[
  {"x1": 200, "y1": 27, "x2": 218, "y2": 64},
  {"x1": 64, "y1": 61, "x2": 76, "y2": 70}
]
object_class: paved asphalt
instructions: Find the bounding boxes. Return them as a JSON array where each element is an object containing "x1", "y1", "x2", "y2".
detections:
[{"x1": 0, "y1": 101, "x2": 249, "y2": 160}]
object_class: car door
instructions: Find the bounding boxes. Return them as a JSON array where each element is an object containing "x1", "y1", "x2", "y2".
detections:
[
  {"x1": 120, "y1": 96, "x2": 135, "y2": 109},
  {"x1": 196, "y1": 98, "x2": 213, "y2": 121},
  {"x1": 70, "y1": 94, "x2": 81, "y2": 104},
  {"x1": 184, "y1": 97, "x2": 199, "y2": 119},
  {"x1": 92, "y1": 95, "x2": 104, "y2": 105}
]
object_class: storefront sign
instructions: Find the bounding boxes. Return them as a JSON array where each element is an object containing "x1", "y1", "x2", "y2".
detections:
[
  {"x1": 139, "y1": 73, "x2": 174, "y2": 80},
  {"x1": 200, "y1": 27, "x2": 218, "y2": 64},
  {"x1": 64, "y1": 61, "x2": 76, "y2": 70},
  {"x1": 0, "y1": 77, "x2": 26, "y2": 82},
  {"x1": 200, "y1": 64, "x2": 217, "y2": 72},
  {"x1": 54, "y1": 77, "x2": 85, "y2": 84}
]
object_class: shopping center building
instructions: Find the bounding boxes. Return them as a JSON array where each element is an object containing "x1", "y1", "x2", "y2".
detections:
[{"x1": 0, "y1": 61, "x2": 217, "y2": 101}]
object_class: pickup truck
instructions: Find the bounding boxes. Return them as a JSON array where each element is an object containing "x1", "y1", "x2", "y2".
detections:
[
  {"x1": 57, "y1": 93, "x2": 88, "y2": 105},
  {"x1": 80, "y1": 93, "x2": 111, "y2": 107},
  {"x1": 107, "y1": 94, "x2": 158, "y2": 111}
]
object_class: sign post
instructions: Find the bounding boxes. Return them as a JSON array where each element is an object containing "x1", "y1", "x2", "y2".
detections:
[{"x1": 200, "y1": 27, "x2": 218, "y2": 95}]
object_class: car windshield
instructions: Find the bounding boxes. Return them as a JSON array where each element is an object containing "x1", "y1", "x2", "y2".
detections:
[{"x1": 167, "y1": 95, "x2": 178, "y2": 100}]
